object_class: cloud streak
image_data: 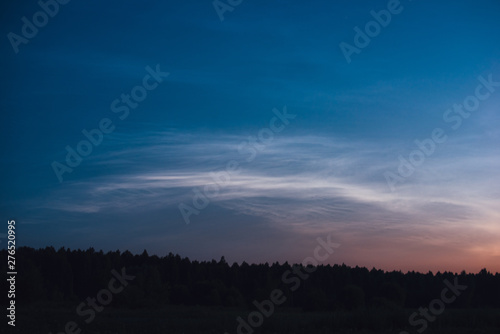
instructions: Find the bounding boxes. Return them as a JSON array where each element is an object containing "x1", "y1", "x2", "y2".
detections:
[{"x1": 24, "y1": 129, "x2": 499, "y2": 272}]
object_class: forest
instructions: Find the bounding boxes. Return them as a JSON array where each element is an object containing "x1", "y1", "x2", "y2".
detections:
[{"x1": 2, "y1": 247, "x2": 499, "y2": 333}]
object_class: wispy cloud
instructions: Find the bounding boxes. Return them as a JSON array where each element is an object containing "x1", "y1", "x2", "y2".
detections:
[{"x1": 36, "y1": 131, "x2": 498, "y2": 237}]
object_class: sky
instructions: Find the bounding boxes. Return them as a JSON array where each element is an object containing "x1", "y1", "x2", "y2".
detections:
[{"x1": 1, "y1": 0, "x2": 499, "y2": 274}]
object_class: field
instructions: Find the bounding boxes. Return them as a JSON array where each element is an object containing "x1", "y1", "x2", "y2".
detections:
[{"x1": 13, "y1": 303, "x2": 500, "y2": 334}]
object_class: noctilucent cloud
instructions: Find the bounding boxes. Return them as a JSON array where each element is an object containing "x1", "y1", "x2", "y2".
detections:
[{"x1": 1, "y1": 0, "x2": 499, "y2": 273}]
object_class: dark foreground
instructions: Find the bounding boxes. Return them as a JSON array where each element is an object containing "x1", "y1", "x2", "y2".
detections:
[
  {"x1": 10, "y1": 303, "x2": 500, "y2": 334},
  {"x1": 3, "y1": 248, "x2": 500, "y2": 333}
]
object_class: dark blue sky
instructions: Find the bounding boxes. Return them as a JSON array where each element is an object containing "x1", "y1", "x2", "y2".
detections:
[{"x1": 1, "y1": 0, "x2": 499, "y2": 272}]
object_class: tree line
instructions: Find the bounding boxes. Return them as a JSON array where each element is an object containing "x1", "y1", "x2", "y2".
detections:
[{"x1": 2, "y1": 246, "x2": 499, "y2": 311}]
